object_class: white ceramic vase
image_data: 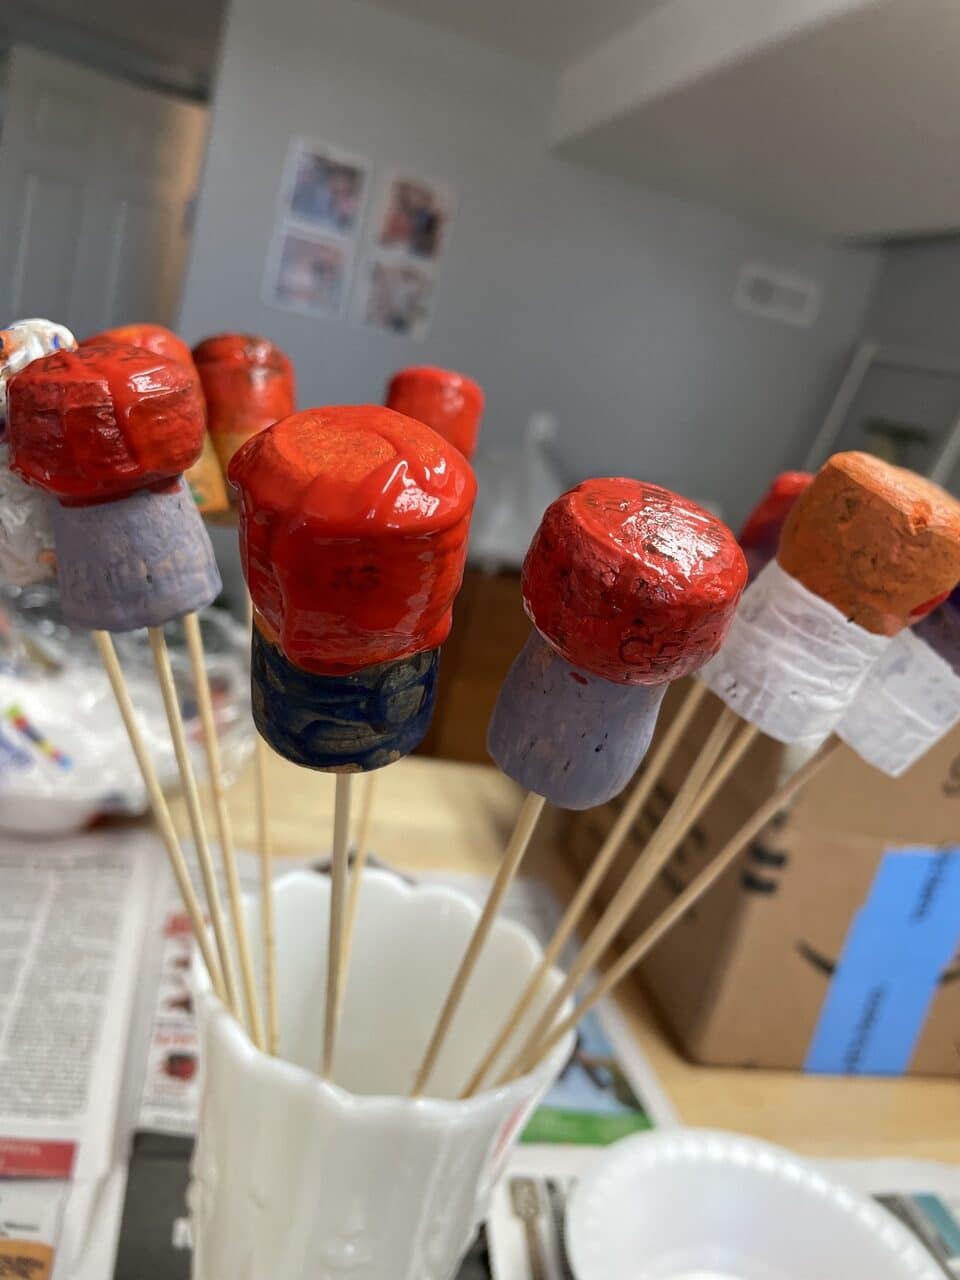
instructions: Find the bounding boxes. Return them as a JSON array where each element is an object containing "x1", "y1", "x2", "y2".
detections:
[{"x1": 189, "y1": 869, "x2": 574, "y2": 1280}]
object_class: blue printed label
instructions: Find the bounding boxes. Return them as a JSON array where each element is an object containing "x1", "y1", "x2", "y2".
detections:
[{"x1": 805, "y1": 848, "x2": 960, "y2": 1075}]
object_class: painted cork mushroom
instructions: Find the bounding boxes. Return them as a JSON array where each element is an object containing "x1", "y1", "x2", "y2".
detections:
[
  {"x1": 229, "y1": 402, "x2": 476, "y2": 1077},
  {"x1": 700, "y1": 452, "x2": 960, "y2": 750},
  {"x1": 487, "y1": 477, "x2": 748, "y2": 810},
  {"x1": 385, "y1": 366, "x2": 485, "y2": 459},
  {"x1": 412, "y1": 478, "x2": 746, "y2": 1096},
  {"x1": 193, "y1": 333, "x2": 296, "y2": 479},
  {"x1": 7, "y1": 342, "x2": 221, "y2": 630},
  {"x1": 83, "y1": 323, "x2": 229, "y2": 516},
  {"x1": 228, "y1": 404, "x2": 476, "y2": 772}
]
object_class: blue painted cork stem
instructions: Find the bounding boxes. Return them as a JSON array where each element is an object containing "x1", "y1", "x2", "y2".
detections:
[
  {"x1": 53, "y1": 478, "x2": 221, "y2": 632},
  {"x1": 251, "y1": 626, "x2": 439, "y2": 772},
  {"x1": 487, "y1": 629, "x2": 667, "y2": 810}
]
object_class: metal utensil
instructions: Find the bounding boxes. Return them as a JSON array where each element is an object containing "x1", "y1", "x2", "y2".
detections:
[
  {"x1": 510, "y1": 1178, "x2": 548, "y2": 1280},
  {"x1": 547, "y1": 1178, "x2": 576, "y2": 1280}
]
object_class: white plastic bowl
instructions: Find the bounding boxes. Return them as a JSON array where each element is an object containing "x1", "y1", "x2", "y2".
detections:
[{"x1": 567, "y1": 1128, "x2": 941, "y2": 1280}]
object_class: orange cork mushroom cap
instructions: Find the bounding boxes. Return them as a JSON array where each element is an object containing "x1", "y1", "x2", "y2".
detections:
[{"x1": 778, "y1": 451, "x2": 960, "y2": 636}]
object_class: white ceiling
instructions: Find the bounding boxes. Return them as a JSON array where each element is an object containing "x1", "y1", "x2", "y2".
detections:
[
  {"x1": 364, "y1": 0, "x2": 668, "y2": 67},
  {"x1": 553, "y1": 0, "x2": 960, "y2": 238}
]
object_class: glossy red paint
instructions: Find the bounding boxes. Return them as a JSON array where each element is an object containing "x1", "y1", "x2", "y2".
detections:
[
  {"x1": 739, "y1": 471, "x2": 813, "y2": 548},
  {"x1": 739, "y1": 470, "x2": 813, "y2": 579},
  {"x1": 193, "y1": 333, "x2": 295, "y2": 471},
  {"x1": 229, "y1": 405, "x2": 476, "y2": 674},
  {"x1": 83, "y1": 323, "x2": 195, "y2": 370},
  {"x1": 82, "y1": 324, "x2": 229, "y2": 514},
  {"x1": 522, "y1": 477, "x2": 747, "y2": 685},
  {"x1": 385, "y1": 366, "x2": 484, "y2": 459},
  {"x1": 911, "y1": 590, "x2": 952, "y2": 619},
  {"x1": 8, "y1": 343, "x2": 205, "y2": 503}
]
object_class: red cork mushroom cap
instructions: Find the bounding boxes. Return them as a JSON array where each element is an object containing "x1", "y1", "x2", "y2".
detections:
[
  {"x1": 386, "y1": 366, "x2": 485, "y2": 459},
  {"x1": 84, "y1": 324, "x2": 231, "y2": 517},
  {"x1": 192, "y1": 333, "x2": 295, "y2": 471},
  {"x1": 83, "y1": 323, "x2": 195, "y2": 371},
  {"x1": 8, "y1": 343, "x2": 205, "y2": 504},
  {"x1": 740, "y1": 472, "x2": 813, "y2": 548},
  {"x1": 228, "y1": 405, "x2": 477, "y2": 675},
  {"x1": 521, "y1": 478, "x2": 748, "y2": 686},
  {"x1": 739, "y1": 471, "x2": 813, "y2": 580}
]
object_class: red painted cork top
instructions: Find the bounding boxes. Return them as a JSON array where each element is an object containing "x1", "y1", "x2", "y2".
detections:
[
  {"x1": 192, "y1": 333, "x2": 295, "y2": 469},
  {"x1": 83, "y1": 324, "x2": 195, "y2": 371},
  {"x1": 740, "y1": 472, "x2": 813, "y2": 547},
  {"x1": 522, "y1": 477, "x2": 747, "y2": 685},
  {"x1": 385, "y1": 366, "x2": 484, "y2": 459},
  {"x1": 8, "y1": 343, "x2": 205, "y2": 503},
  {"x1": 739, "y1": 471, "x2": 813, "y2": 580},
  {"x1": 778, "y1": 451, "x2": 960, "y2": 635},
  {"x1": 228, "y1": 405, "x2": 476, "y2": 674}
]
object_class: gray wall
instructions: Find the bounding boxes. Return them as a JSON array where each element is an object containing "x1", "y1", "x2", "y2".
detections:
[
  {"x1": 866, "y1": 237, "x2": 960, "y2": 353},
  {"x1": 846, "y1": 237, "x2": 960, "y2": 491},
  {"x1": 179, "y1": 0, "x2": 884, "y2": 532}
]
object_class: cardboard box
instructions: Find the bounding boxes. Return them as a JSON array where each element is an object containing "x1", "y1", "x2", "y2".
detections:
[{"x1": 562, "y1": 683, "x2": 960, "y2": 1077}]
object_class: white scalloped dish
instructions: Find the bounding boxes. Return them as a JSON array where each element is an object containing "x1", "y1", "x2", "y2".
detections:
[{"x1": 567, "y1": 1129, "x2": 941, "y2": 1280}]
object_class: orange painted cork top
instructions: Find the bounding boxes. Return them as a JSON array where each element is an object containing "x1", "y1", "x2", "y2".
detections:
[{"x1": 778, "y1": 451, "x2": 960, "y2": 635}]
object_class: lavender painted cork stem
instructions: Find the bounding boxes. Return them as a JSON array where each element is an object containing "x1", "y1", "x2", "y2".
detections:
[
  {"x1": 487, "y1": 630, "x2": 667, "y2": 810},
  {"x1": 53, "y1": 479, "x2": 221, "y2": 631}
]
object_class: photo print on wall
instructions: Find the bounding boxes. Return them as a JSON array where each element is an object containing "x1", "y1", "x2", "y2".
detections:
[{"x1": 353, "y1": 170, "x2": 456, "y2": 340}]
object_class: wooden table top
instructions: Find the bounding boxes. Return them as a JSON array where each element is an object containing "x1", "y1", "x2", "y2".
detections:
[{"x1": 173, "y1": 749, "x2": 960, "y2": 1164}]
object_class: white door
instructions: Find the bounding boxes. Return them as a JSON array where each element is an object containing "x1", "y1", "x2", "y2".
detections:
[{"x1": 0, "y1": 45, "x2": 207, "y2": 337}]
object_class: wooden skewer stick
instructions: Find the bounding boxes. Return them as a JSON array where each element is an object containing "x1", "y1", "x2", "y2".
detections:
[
  {"x1": 183, "y1": 611, "x2": 264, "y2": 1048},
  {"x1": 412, "y1": 790, "x2": 548, "y2": 1097},
  {"x1": 496, "y1": 704, "x2": 747, "y2": 1086},
  {"x1": 323, "y1": 773, "x2": 353, "y2": 1079},
  {"x1": 338, "y1": 771, "x2": 377, "y2": 1014},
  {"x1": 514, "y1": 737, "x2": 841, "y2": 1076},
  {"x1": 245, "y1": 593, "x2": 279, "y2": 1054},
  {"x1": 148, "y1": 626, "x2": 241, "y2": 1020},
  {"x1": 93, "y1": 629, "x2": 226, "y2": 1002},
  {"x1": 253, "y1": 730, "x2": 279, "y2": 1055},
  {"x1": 461, "y1": 679, "x2": 708, "y2": 1096}
]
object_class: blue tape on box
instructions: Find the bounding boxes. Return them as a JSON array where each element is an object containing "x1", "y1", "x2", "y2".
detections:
[{"x1": 805, "y1": 848, "x2": 960, "y2": 1075}]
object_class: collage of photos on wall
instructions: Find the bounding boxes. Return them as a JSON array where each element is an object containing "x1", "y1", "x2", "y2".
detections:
[
  {"x1": 264, "y1": 138, "x2": 369, "y2": 319},
  {"x1": 264, "y1": 137, "x2": 454, "y2": 339}
]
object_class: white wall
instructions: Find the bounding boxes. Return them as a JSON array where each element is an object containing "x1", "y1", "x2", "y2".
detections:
[{"x1": 178, "y1": 0, "x2": 884, "y2": 528}]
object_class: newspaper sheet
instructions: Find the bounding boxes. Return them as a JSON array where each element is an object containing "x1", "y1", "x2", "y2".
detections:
[{"x1": 0, "y1": 829, "x2": 161, "y2": 1279}]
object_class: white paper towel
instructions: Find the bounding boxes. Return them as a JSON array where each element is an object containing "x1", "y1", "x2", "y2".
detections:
[
  {"x1": 838, "y1": 628, "x2": 960, "y2": 776},
  {"x1": 700, "y1": 560, "x2": 889, "y2": 749}
]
